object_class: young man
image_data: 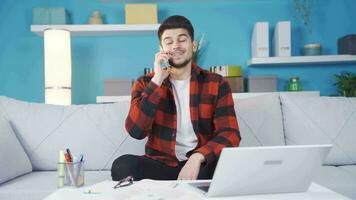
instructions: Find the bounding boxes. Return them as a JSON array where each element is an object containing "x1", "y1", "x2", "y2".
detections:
[{"x1": 111, "y1": 15, "x2": 240, "y2": 181}]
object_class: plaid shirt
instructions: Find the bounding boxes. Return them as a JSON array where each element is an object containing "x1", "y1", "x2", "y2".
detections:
[{"x1": 125, "y1": 63, "x2": 241, "y2": 167}]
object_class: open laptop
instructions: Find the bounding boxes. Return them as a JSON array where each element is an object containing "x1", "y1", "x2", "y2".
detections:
[{"x1": 188, "y1": 144, "x2": 332, "y2": 197}]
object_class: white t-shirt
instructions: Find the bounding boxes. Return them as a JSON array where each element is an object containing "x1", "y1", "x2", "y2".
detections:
[{"x1": 170, "y1": 77, "x2": 198, "y2": 161}]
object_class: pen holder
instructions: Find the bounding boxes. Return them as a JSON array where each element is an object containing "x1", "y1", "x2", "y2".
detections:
[{"x1": 58, "y1": 161, "x2": 85, "y2": 188}]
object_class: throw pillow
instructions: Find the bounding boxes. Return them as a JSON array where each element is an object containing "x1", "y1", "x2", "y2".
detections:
[
  {"x1": 0, "y1": 96, "x2": 146, "y2": 171},
  {"x1": 233, "y1": 93, "x2": 285, "y2": 147},
  {"x1": 280, "y1": 94, "x2": 356, "y2": 165},
  {"x1": 0, "y1": 115, "x2": 32, "y2": 184}
]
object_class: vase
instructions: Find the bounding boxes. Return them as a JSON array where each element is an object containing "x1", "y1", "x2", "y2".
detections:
[{"x1": 287, "y1": 77, "x2": 303, "y2": 91}]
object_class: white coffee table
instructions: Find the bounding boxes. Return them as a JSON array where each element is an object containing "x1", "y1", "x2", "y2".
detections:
[{"x1": 44, "y1": 180, "x2": 350, "y2": 200}]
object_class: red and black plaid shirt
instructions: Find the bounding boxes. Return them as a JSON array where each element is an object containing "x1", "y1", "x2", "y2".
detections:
[{"x1": 125, "y1": 63, "x2": 241, "y2": 167}]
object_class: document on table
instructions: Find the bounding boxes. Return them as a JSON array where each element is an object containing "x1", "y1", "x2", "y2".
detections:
[{"x1": 83, "y1": 179, "x2": 203, "y2": 200}]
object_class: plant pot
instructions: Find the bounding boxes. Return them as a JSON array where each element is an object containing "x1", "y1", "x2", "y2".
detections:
[
  {"x1": 302, "y1": 43, "x2": 321, "y2": 56},
  {"x1": 343, "y1": 90, "x2": 356, "y2": 97}
]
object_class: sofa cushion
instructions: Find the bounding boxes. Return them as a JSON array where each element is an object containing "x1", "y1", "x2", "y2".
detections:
[
  {"x1": 280, "y1": 95, "x2": 356, "y2": 165},
  {"x1": 339, "y1": 165, "x2": 356, "y2": 177},
  {"x1": 0, "y1": 171, "x2": 111, "y2": 200},
  {"x1": 233, "y1": 93, "x2": 285, "y2": 147},
  {"x1": 0, "y1": 96, "x2": 146, "y2": 171},
  {"x1": 313, "y1": 166, "x2": 356, "y2": 199},
  {"x1": 0, "y1": 114, "x2": 32, "y2": 184}
]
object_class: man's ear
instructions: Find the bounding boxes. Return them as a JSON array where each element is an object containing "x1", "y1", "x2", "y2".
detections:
[{"x1": 193, "y1": 41, "x2": 198, "y2": 53}]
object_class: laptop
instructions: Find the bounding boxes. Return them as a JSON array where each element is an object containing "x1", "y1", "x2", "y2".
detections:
[{"x1": 188, "y1": 144, "x2": 332, "y2": 197}]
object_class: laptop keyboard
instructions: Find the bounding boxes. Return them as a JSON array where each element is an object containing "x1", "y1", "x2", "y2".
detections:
[{"x1": 197, "y1": 185, "x2": 210, "y2": 192}]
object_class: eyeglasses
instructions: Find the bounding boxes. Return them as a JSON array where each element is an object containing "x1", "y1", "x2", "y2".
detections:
[{"x1": 113, "y1": 176, "x2": 134, "y2": 189}]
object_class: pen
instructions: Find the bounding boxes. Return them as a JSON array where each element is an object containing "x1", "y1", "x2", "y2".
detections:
[
  {"x1": 64, "y1": 153, "x2": 71, "y2": 162},
  {"x1": 78, "y1": 154, "x2": 84, "y2": 162},
  {"x1": 66, "y1": 148, "x2": 72, "y2": 162}
]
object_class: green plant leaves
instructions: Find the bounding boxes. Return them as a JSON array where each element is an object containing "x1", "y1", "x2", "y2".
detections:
[{"x1": 334, "y1": 72, "x2": 356, "y2": 97}]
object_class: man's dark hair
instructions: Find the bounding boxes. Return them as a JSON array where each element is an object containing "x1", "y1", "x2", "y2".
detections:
[{"x1": 158, "y1": 15, "x2": 194, "y2": 42}]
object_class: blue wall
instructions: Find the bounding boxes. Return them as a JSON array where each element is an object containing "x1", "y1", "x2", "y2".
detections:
[{"x1": 0, "y1": 0, "x2": 355, "y2": 104}]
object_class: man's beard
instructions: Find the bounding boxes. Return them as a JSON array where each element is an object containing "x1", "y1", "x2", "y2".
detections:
[{"x1": 168, "y1": 57, "x2": 192, "y2": 69}]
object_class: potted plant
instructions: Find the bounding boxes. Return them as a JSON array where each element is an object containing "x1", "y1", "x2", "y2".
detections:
[
  {"x1": 293, "y1": 0, "x2": 312, "y2": 33},
  {"x1": 334, "y1": 72, "x2": 356, "y2": 97},
  {"x1": 293, "y1": 0, "x2": 324, "y2": 56}
]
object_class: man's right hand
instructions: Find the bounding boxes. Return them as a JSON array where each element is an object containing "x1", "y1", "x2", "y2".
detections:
[{"x1": 151, "y1": 51, "x2": 171, "y2": 86}]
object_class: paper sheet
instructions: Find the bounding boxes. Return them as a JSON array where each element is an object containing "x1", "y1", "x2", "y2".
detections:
[{"x1": 84, "y1": 179, "x2": 203, "y2": 200}]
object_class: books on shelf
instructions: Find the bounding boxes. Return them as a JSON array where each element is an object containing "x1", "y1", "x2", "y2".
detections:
[
  {"x1": 273, "y1": 21, "x2": 291, "y2": 57},
  {"x1": 210, "y1": 65, "x2": 242, "y2": 77},
  {"x1": 210, "y1": 65, "x2": 244, "y2": 92},
  {"x1": 252, "y1": 22, "x2": 269, "y2": 58}
]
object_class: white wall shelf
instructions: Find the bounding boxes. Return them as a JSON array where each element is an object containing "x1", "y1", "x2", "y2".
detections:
[
  {"x1": 31, "y1": 24, "x2": 160, "y2": 36},
  {"x1": 247, "y1": 55, "x2": 356, "y2": 67}
]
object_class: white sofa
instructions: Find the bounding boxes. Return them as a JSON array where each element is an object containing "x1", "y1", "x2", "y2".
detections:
[{"x1": 0, "y1": 92, "x2": 355, "y2": 199}]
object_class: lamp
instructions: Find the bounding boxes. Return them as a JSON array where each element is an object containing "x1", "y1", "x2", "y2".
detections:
[{"x1": 44, "y1": 29, "x2": 72, "y2": 105}]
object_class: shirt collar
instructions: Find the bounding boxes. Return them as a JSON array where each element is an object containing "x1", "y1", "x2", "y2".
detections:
[
  {"x1": 191, "y1": 62, "x2": 202, "y2": 76},
  {"x1": 163, "y1": 62, "x2": 201, "y2": 87}
]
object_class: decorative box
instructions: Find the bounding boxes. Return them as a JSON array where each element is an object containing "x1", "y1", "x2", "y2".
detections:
[
  {"x1": 33, "y1": 7, "x2": 68, "y2": 25},
  {"x1": 125, "y1": 4, "x2": 158, "y2": 24},
  {"x1": 104, "y1": 79, "x2": 133, "y2": 96},
  {"x1": 248, "y1": 76, "x2": 277, "y2": 92},
  {"x1": 338, "y1": 34, "x2": 356, "y2": 55},
  {"x1": 33, "y1": 8, "x2": 50, "y2": 24},
  {"x1": 225, "y1": 77, "x2": 244, "y2": 93},
  {"x1": 50, "y1": 8, "x2": 68, "y2": 25}
]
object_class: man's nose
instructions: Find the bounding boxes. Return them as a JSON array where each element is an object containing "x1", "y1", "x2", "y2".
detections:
[{"x1": 172, "y1": 40, "x2": 181, "y2": 49}]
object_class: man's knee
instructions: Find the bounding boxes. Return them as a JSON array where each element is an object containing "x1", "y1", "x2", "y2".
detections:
[{"x1": 111, "y1": 155, "x2": 141, "y2": 181}]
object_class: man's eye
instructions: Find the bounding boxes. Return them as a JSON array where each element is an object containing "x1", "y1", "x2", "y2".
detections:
[
  {"x1": 179, "y1": 39, "x2": 186, "y2": 42},
  {"x1": 165, "y1": 42, "x2": 173, "y2": 45}
]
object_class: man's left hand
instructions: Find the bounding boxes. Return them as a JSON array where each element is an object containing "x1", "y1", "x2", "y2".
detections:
[{"x1": 177, "y1": 153, "x2": 205, "y2": 180}]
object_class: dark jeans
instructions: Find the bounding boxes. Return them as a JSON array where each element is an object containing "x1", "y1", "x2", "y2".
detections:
[{"x1": 111, "y1": 154, "x2": 217, "y2": 181}]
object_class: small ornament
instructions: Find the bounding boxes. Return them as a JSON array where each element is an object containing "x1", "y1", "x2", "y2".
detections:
[{"x1": 88, "y1": 11, "x2": 103, "y2": 24}]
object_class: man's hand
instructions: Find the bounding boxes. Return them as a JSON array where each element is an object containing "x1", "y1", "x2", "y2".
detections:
[
  {"x1": 177, "y1": 153, "x2": 205, "y2": 180},
  {"x1": 151, "y1": 51, "x2": 172, "y2": 86}
]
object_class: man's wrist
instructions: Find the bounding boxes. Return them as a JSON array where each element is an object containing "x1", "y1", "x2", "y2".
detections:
[
  {"x1": 191, "y1": 152, "x2": 206, "y2": 164},
  {"x1": 151, "y1": 75, "x2": 163, "y2": 86}
]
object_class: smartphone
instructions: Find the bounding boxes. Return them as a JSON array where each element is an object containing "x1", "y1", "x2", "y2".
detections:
[
  {"x1": 160, "y1": 60, "x2": 171, "y2": 69},
  {"x1": 159, "y1": 47, "x2": 174, "y2": 69}
]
